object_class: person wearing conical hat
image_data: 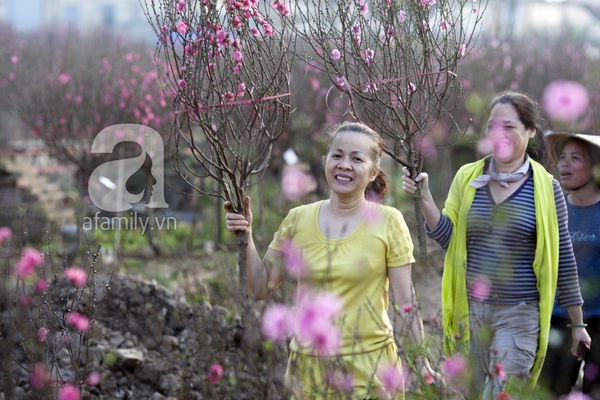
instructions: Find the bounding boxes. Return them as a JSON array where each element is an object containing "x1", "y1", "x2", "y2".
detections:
[{"x1": 541, "y1": 131, "x2": 600, "y2": 397}]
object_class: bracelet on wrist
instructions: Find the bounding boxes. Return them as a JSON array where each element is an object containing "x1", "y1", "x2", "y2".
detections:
[{"x1": 567, "y1": 323, "x2": 588, "y2": 328}]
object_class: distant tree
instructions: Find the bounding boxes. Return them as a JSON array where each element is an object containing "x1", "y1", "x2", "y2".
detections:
[
  {"x1": 9, "y1": 30, "x2": 175, "y2": 257},
  {"x1": 294, "y1": 0, "x2": 488, "y2": 262}
]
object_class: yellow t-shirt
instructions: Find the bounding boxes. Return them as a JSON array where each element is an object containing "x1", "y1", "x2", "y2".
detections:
[{"x1": 269, "y1": 200, "x2": 415, "y2": 355}]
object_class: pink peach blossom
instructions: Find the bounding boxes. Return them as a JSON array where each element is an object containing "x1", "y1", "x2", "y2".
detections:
[
  {"x1": 282, "y1": 239, "x2": 305, "y2": 278},
  {"x1": 30, "y1": 362, "x2": 49, "y2": 390},
  {"x1": 469, "y1": 274, "x2": 491, "y2": 301},
  {"x1": 262, "y1": 304, "x2": 295, "y2": 341},
  {"x1": 543, "y1": 80, "x2": 589, "y2": 123},
  {"x1": 65, "y1": 267, "x2": 87, "y2": 287},
  {"x1": 66, "y1": 312, "x2": 90, "y2": 332},
  {"x1": 35, "y1": 279, "x2": 48, "y2": 292},
  {"x1": 444, "y1": 353, "x2": 469, "y2": 381},
  {"x1": 87, "y1": 371, "x2": 101, "y2": 386},
  {"x1": 177, "y1": 21, "x2": 188, "y2": 35},
  {"x1": 15, "y1": 248, "x2": 43, "y2": 279},
  {"x1": 207, "y1": 363, "x2": 223, "y2": 384},
  {"x1": 281, "y1": 165, "x2": 317, "y2": 202},
  {"x1": 37, "y1": 327, "x2": 48, "y2": 342},
  {"x1": 58, "y1": 384, "x2": 80, "y2": 400},
  {"x1": 378, "y1": 364, "x2": 405, "y2": 395},
  {"x1": 0, "y1": 226, "x2": 12, "y2": 244}
]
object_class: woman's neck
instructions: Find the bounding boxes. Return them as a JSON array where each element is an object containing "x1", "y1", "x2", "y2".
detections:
[
  {"x1": 327, "y1": 195, "x2": 365, "y2": 216},
  {"x1": 492, "y1": 156, "x2": 527, "y2": 174},
  {"x1": 568, "y1": 181, "x2": 600, "y2": 206}
]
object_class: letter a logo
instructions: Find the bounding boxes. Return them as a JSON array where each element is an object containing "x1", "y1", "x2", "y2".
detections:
[{"x1": 88, "y1": 124, "x2": 169, "y2": 212}]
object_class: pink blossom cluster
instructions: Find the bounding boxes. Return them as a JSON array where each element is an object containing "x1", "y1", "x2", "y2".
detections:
[
  {"x1": 542, "y1": 80, "x2": 590, "y2": 124},
  {"x1": 377, "y1": 364, "x2": 406, "y2": 397},
  {"x1": 261, "y1": 289, "x2": 343, "y2": 355},
  {"x1": 207, "y1": 363, "x2": 224, "y2": 384},
  {"x1": 15, "y1": 247, "x2": 43, "y2": 279},
  {"x1": 280, "y1": 165, "x2": 317, "y2": 202}
]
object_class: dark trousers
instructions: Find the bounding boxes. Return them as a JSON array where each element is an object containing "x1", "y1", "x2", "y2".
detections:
[{"x1": 540, "y1": 315, "x2": 600, "y2": 399}]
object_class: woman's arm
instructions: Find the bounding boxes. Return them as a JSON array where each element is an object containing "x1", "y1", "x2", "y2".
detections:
[
  {"x1": 225, "y1": 196, "x2": 283, "y2": 300},
  {"x1": 388, "y1": 265, "x2": 442, "y2": 383},
  {"x1": 401, "y1": 166, "x2": 442, "y2": 230},
  {"x1": 565, "y1": 305, "x2": 591, "y2": 358}
]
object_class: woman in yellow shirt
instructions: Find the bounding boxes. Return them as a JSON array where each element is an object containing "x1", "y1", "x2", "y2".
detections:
[{"x1": 225, "y1": 121, "x2": 434, "y2": 399}]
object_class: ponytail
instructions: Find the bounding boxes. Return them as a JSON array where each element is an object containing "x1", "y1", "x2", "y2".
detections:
[{"x1": 365, "y1": 169, "x2": 390, "y2": 202}]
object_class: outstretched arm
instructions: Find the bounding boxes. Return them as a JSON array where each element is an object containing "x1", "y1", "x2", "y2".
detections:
[
  {"x1": 401, "y1": 167, "x2": 442, "y2": 230},
  {"x1": 224, "y1": 196, "x2": 283, "y2": 300}
]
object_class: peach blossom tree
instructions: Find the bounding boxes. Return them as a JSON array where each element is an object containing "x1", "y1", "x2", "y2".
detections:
[
  {"x1": 142, "y1": 0, "x2": 297, "y2": 297},
  {"x1": 295, "y1": 0, "x2": 488, "y2": 261},
  {"x1": 12, "y1": 32, "x2": 174, "y2": 204}
]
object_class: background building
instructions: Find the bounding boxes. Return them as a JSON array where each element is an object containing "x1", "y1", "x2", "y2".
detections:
[{"x1": 0, "y1": 0, "x2": 156, "y2": 43}]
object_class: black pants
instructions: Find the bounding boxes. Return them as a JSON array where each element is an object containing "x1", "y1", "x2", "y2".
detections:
[{"x1": 540, "y1": 315, "x2": 600, "y2": 399}]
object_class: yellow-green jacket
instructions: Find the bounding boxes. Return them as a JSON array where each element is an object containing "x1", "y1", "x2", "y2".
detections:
[{"x1": 440, "y1": 155, "x2": 558, "y2": 390}]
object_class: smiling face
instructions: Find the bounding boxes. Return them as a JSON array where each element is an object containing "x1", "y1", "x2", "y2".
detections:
[
  {"x1": 557, "y1": 139, "x2": 595, "y2": 191},
  {"x1": 486, "y1": 103, "x2": 536, "y2": 164},
  {"x1": 325, "y1": 130, "x2": 377, "y2": 199}
]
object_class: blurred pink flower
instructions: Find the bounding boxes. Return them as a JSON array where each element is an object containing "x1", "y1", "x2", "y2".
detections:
[
  {"x1": 0, "y1": 226, "x2": 12, "y2": 244},
  {"x1": 176, "y1": 0, "x2": 185, "y2": 12},
  {"x1": 497, "y1": 391, "x2": 511, "y2": 400},
  {"x1": 58, "y1": 73, "x2": 71, "y2": 84},
  {"x1": 399, "y1": 10, "x2": 406, "y2": 22},
  {"x1": 11, "y1": 55, "x2": 18, "y2": 64},
  {"x1": 58, "y1": 384, "x2": 80, "y2": 400},
  {"x1": 360, "y1": 200, "x2": 380, "y2": 223},
  {"x1": 469, "y1": 274, "x2": 491, "y2": 301},
  {"x1": 402, "y1": 305, "x2": 414, "y2": 313},
  {"x1": 459, "y1": 44, "x2": 466, "y2": 57},
  {"x1": 444, "y1": 353, "x2": 469, "y2": 381},
  {"x1": 477, "y1": 137, "x2": 493, "y2": 156},
  {"x1": 30, "y1": 362, "x2": 49, "y2": 390},
  {"x1": 66, "y1": 312, "x2": 90, "y2": 332},
  {"x1": 177, "y1": 21, "x2": 188, "y2": 35},
  {"x1": 493, "y1": 363, "x2": 506, "y2": 379},
  {"x1": 15, "y1": 248, "x2": 43, "y2": 279},
  {"x1": 424, "y1": 371, "x2": 435, "y2": 384},
  {"x1": 65, "y1": 267, "x2": 87, "y2": 287},
  {"x1": 281, "y1": 165, "x2": 317, "y2": 202},
  {"x1": 561, "y1": 392, "x2": 593, "y2": 400},
  {"x1": 295, "y1": 291, "x2": 343, "y2": 354},
  {"x1": 331, "y1": 49, "x2": 341, "y2": 60},
  {"x1": 272, "y1": 0, "x2": 291, "y2": 16},
  {"x1": 237, "y1": 82, "x2": 246, "y2": 97},
  {"x1": 35, "y1": 279, "x2": 48, "y2": 292},
  {"x1": 310, "y1": 324, "x2": 341, "y2": 355},
  {"x1": 378, "y1": 364, "x2": 405, "y2": 395},
  {"x1": 37, "y1": 327, "x2": 48, "y2": 342},
  {"x1": 440, "y1": 20, "x2": 448, "y2": 30},
  {"x1": 262, "y1": 303, "x2": 295, "y2": 341},
  {"x1": 543, "y1": 80, "x2": 589, "y2": 123},
  {"x1": 326, "y1": 370, "x2": 354, "y2": 392},
  {"x1": 86, "y1": 371, "x2": 101, "y2": 386},
  {"x1": 282, "y1": 239, "x2": 305, "y2": 278},
  {"x1": 233, "y1": 50, "x2": 243, "y2": 61},
  {"x1": 358, "y1": 0, "x2": 369, "y2": 15},
  {"x1": 208, "y1": 363, "x2": 223, "y2": 384},
  {"x1": 415, "y1": 134, "x2": 437, "y2": 159}
]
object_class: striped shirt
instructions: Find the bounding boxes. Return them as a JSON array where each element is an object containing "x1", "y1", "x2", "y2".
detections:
[{"x1": 429, "y1": 169, "x2": 583, "y2": 308}]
